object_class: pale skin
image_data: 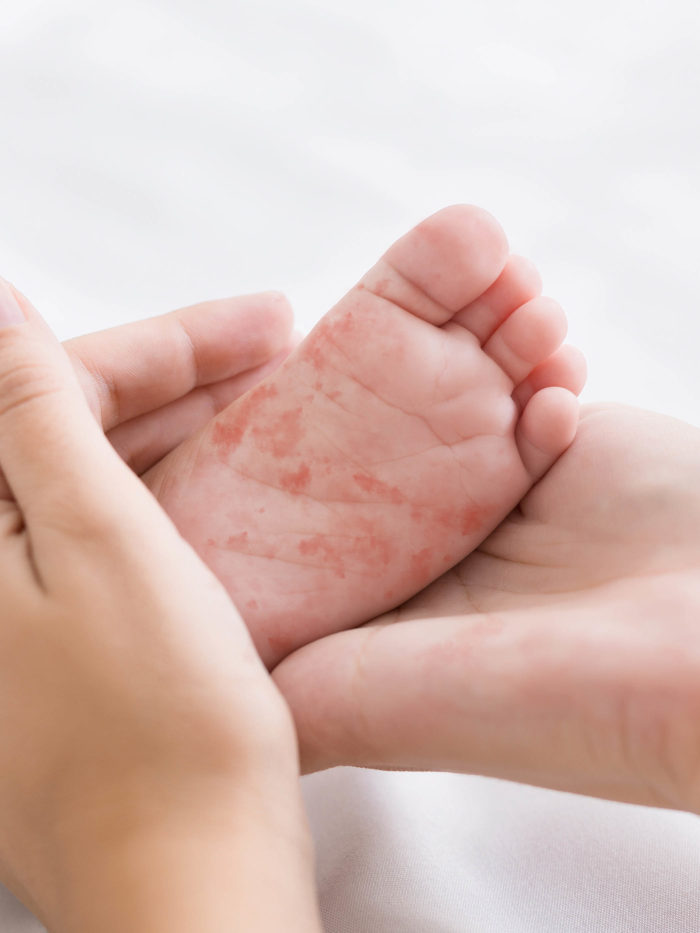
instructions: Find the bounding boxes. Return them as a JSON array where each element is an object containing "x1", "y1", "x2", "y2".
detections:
[
  {"x1": 145, "y1": 205, "x2": 585, "y2": 667},
  {"x1": 55, "y1": 205, "x2": 700, "y2": 822},
  {"x1": 0, "y1": 281, "x2": 321, "y2": 932},
  {"x1": 4, "y1": 198, "x2": 700, "y2": 928},
  {"x1": 275, "y1": 403, "x2": 700, "y2": 815},
  {"x1": 65, "y1": 289, "x2": 299, "y2": 476}
]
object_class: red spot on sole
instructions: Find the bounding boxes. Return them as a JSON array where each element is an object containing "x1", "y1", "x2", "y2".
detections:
[
  {"x1": 460, "y1": 505, "x2": 489, "y2": 536},
  {"x1": 436, "y1": 508, "x2": 453, "y2": 528},
  {"x1": 301, "y1": 324, "x2": 330, "y2": 372},
  {"x1": 212, "y1": 419, "x2": 245, "y2": 454},
  {"x1": 334, "y1": 311, "x2": 356, "y2": 334},
  {"x1": 410, "y1": 546, "x2": 434, "y2": 580},
  {"x1": 353, "y1": 472, "x2": 404, "y2": 504},
  {"x1": 226, "y1": 531, "x2": 249, "y2": 549},
  {"x1": 211, "y1": 381, "x2": 280, "y2": 458},
  {"x1": 300, "y1": 312, "x2": 356, "y2": 372},
  {"x1": 279, "y1": 462, "x2": 311, "y2": 493},
  {"x1": 366, "y1": 535, "x2": 393, "y2": 566},
  {"x1": 252, "y1": 406, "x2": 305, "y2": 457},
  {"x1": 298, "y1": 534, "x2": 336, "y2": 558},
  {"x1": 251, "y1": 383, "x2": 279, "y2": 401},
  {"x1": 298, "y1": 534, "x2": 346, "y2": 579},
  {"x1": 267, "y1": 632, "x2": 291, "y2": 659},
  {"x1": 416, "y1": 504, "x2": 491, "y2": 537}
]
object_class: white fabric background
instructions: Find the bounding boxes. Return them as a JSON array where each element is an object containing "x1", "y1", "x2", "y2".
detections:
[{"x1": 1, "y1": 0, "x2": 699, "y2": 928}]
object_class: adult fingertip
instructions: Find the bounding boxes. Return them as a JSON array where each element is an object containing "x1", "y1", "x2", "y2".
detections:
[
  {"x1": 0, "y1": 279, "x2": 27, "y2": 328},
  {"x1": 256, "y1": 290, "x2": 295, "y2": 339},
  {"x1": 0, "y1": 284, "x2": 122, "y2": 516}
]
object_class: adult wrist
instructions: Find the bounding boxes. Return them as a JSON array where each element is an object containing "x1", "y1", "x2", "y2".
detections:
[{"x1": 28, "y1": 774, "x2": 321, "y2": 933}]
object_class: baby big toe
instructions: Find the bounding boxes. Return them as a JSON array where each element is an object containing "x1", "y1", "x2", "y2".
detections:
[{"x1": 361, "y1": 204, "x2": 509, "y2": 325}]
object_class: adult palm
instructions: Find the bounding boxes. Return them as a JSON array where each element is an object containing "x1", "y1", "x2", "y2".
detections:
[{"x1": 275, "y1": 404, "x2": 700, "y2": 814}]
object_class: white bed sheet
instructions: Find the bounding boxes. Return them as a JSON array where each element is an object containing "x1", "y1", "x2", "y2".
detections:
[{"x1": 1, "y1": 0, "x2": 699, "y2": 928}]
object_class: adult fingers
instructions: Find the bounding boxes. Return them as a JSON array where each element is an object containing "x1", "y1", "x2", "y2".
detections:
[
  {"x1": 273, "y1": 604, "x2": 682, "y2": 809},
  {"x1": 273, "y1": 612, "x2": 564, "y2": 775},
  {"x1": 109, "y1": 341, "x2": 298, "y2": 474},
  {"x1": 65, "y1": 292, "x2": 294, "y2": 431},
  {"x1": 0, "y1": 280, "x2": 133, "y2": 517}
]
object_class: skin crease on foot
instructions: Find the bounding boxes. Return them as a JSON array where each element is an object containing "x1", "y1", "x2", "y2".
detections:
[
  {"x1": 274, "y1": 404, "x2": 700, "y2": 816},
  {"x1": 145, "y1": 205, "x2": 585, "y2": 669}
]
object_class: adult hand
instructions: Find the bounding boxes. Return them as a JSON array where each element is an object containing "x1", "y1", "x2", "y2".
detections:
[
  {"x1": 0, "y1": 291, "x2": 295, "y2": 501},
  {"x1": 65, "y1": 291, "x2": 296, "y2": 473},
  {"x1": 275, "y1": 404, "x2": 700, "y2": 815},
  {"x1": 0, "y1": 279, "x2": 319, "y2": 933}
]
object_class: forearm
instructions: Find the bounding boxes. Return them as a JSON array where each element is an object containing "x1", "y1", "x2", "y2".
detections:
[{"x1": 32, "y1": 781, "x2": 321, "y2": 933}]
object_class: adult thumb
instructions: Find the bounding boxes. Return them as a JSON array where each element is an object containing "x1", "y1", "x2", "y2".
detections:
[{"x1": 0, "y1": 279, "x2": 122, "y2": 515}]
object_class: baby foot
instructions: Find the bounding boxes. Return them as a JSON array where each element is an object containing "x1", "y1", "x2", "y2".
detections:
[{"x1": 147, "y1": 206, "x2": 583, "y2": 667}]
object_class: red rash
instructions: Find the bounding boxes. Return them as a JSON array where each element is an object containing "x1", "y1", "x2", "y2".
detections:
[
  {"x1": 353, "y1": 472, "x2": 405, "y2": 504},
  {"x1": 366, "y1": 534, "x2": 393, "y2": 566},
  {"x1": 250, "y1": 383, "x2": 279, "y2": 401},
  {"x1": 301, "y1": 309, "x2": 359, "y2": 373},
  {"x1": 212, "y1": 419, "x2": 245, "y2": 455},
  {"x1": 298, "y1": 534, "x2": 338, "y2": 559},
  {"x1": 371, "y1": 277, "x2": 390, "y2": 297},
  {"x1": 298, "y1": 534, "x2": 346, "y2": 579},
  {"x1": 211, "y1": 382, "x2": 280, "y2": 457},
  {"x1": 265, "y1": 407, "x2": 305, "y2": 458},
  {"x1": 266, "y1": 631, "x2": 293, "y2": 660},
  {"x1": 414, "y1": 504, "x2": 489, "y2": 536},
  {"x1": 459, "y1": 504, "x2": 489, "y2": 535},
  {"x1": 226, "y1": 531, "x2": 249, "y2": 549},
  {"x1": 297, "y1": 529, "x2": 394, "y2": 577},
  {"x1": 279, "y1": 463, "x2": 311, "y2": 493},
  {"x1": 302, "y1": 327, "x2": 328, "y2": 372},
  {"x1": 409, "y1": 546, "x2": 434, "y2": 580},
  {"x1": 221, "y1": 535, "x2": 279, "y2": 561},
  {"x1": 334, "y1": 310, "x2": 356, "y2": 334}
]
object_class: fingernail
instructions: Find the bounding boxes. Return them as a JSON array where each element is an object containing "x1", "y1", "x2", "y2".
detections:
[{"x1": 0, "y1": 279, "x2": 26, "y2": 328}]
